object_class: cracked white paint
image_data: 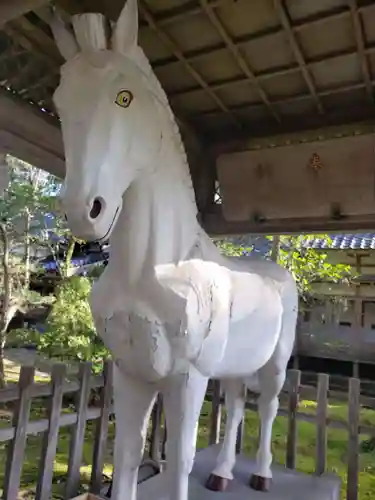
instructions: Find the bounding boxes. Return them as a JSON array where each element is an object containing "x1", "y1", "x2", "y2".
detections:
[{"x1": 51, "y1": 1, "x2": 298, "y2": 499}]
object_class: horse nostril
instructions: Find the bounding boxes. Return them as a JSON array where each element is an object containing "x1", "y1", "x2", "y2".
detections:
[{"x1": 90, "y1": 198, "x2": 102, "y2": 219}]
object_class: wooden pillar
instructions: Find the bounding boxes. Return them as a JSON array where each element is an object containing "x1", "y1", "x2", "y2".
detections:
[
  {"x1": 352, "y1": 254, "x2": 362, "y2": 379},
  {"x1": 180, "y1": 121, "x2": 216, "y2": 219}
]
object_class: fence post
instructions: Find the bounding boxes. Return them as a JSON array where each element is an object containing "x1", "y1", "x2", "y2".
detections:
[
  {"x1": 3, "y1": 366, "x2": 35, "y2": 500},
  {"x1": 315, "y1": 373, "x2": 329, "y2": 475},
  {"x1": 286, "y1": 369, "x2": 300, "y2": 470},
  {"x1": 36, "y1": 364, "x2": 66, "y2": 500},
  {"x1": 90, "y1": 360, "x2": 113, "y2": 494},
  {"x1": 65, "y1": 362, "x2": 92, "y2": 499},
  {"x1": 209, "y1": 380, "x2": 222, "y2": 446},
  {"x1": 347, "y1": 377, "x2": 360, "y2": 500}
]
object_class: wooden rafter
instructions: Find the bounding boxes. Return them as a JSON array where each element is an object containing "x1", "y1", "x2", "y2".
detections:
[
  {"x1": 13, "y1": 15, "x2": 63, "y2": 62},
  {"x1": 7, "y1": 59, "x2": 36, "y2": 89},
  {"x1": 0, "y1": 47, "x2": 26, "y2": 64},
  {"x1": 348, "y1": 0, "x2": 373, "y2": 104},
  {"x1": 138, "y1": 1, "x2": 242, "y2": 129},
  {"x1": 2, "y1": 21, "x2": 60, "y2": 112},
  {"x1": 170, "y1": 43, "x2": 375, "y2": 98},
  {"x1": 153, "y1": 4, "x2": 360, "y2": 70},
  {"x1": 0, "y1": 41, "x2": 26, "y2": 86},
  {"x1": 0, "y1": 86, "x2": 63, "y2": 176},
  {"x1": 140, "y1": 0, "x2": 235, "y2": 28},
  {"x1": 193, "y1": 79, "x2": 374, "y2": 119},
  {"x1": 273, "y1": 0, "x2": 324, "y2": 115},
  {"x1": 2, "y1": 23, "x2": 55, "y2": 67},
  {"x1": 199, "y1": 0, "x2": 281, "y2": 123},
  {"x1": 19, "y1": 71, "x2": 57, "y2": 96},
  {"x1": 72, "y1": 0, "x2": 234, "y2": 28},
  {"x1": 0, "y1": 0, "x2": 49, "y2": 27}
]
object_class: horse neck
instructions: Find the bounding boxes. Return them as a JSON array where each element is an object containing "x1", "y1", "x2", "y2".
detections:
[{"x1": 109, "y1": 137, "x2": 202, "y2": 286}]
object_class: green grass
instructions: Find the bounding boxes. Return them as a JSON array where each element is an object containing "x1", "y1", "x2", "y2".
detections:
[{"x1": 0, "y1": 371, "x2": 374, "y2": 499}]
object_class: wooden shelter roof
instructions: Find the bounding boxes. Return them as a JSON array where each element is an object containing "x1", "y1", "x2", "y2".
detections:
[{"x1": 2, "y1": 0, "x2": 375, "y2": 152}]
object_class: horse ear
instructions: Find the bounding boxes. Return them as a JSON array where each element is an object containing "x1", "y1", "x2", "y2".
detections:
[
  {"x1": 112, "y1": 0, "x2": 138, "y2": 55},
  {"x1": 49, "y1": 8, "x2": 79, "y2": 61}
]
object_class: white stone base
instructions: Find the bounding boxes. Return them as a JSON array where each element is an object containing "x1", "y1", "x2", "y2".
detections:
[{"x1": 137, "y1": 445, "x2": 341, "y2": 500}]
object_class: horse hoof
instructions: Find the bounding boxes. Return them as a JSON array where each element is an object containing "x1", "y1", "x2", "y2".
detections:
[
  {"x1": 205, "y1": 473, "x2": 230, "y2": 492},
  {"x1": 249, "y1": 474, "x2": 271, "y2": 492}
]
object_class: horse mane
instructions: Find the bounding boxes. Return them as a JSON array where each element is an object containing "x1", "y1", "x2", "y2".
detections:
[{"x1": 131, "y1": 45, "x2": 198, "y2": 216}]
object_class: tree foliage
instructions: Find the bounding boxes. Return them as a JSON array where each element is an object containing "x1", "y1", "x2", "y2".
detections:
[
  {"x1": 0, "y1": 157, "x2": 62, "y2": 385},
  {"x1": 215, "y1": 234, "x2": 352, "y2": 303},
  {"x1": 0, "y1": 157, "x2": 110, "y2": 374},
  {"x1": 39, "y1": 276, "x2": 108, "y2": 373},
  {"x1": 276, "y1": 235, "x2": 352, "y2": 301}
]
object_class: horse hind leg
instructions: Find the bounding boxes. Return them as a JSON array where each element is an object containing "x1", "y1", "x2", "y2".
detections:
[
  {"x1": 250, "y1": 285, "x2": 297, "y2": 491},
  {"x1": 249, "y1": 362, "x2": 286, "y2": 492},
  {"x1": 206, "y1": 379, "x2": 245, "y2": 492}
]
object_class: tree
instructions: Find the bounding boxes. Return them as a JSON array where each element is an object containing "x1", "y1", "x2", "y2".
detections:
[
  {"x1": 39, "y1": 276, "x2": 108, "y2": 373},
  {"x1": 0, "y1": 156, "x2": 61, "y2": 385},
  {"x1": 215, "y1": 234, "x2": 352, "y2": 304},
  {"x1": 276, "y1": 235, "x2": 352, "y2": 303}
]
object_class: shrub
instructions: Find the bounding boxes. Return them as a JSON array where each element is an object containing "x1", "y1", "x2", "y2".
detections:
[{"x1": 39, "y1": 276, "x2": 108, "y2": 373}]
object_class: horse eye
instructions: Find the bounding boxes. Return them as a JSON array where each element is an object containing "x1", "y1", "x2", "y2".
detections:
[{"x1": 115, "y1": 90, "x2": 133, "y2": 108}]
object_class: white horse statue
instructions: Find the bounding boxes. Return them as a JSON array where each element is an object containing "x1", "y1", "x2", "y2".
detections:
[{"x1": 50, "y1": 1, "x2": 298, "y2": 499}]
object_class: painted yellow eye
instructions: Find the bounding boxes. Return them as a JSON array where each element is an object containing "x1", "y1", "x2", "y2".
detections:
[{"x1": 115, "y1": 90, "x2": 133, "y2": 108}]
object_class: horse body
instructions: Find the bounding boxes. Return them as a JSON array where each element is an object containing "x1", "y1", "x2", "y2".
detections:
[
  {"x1": 91, "y1": 236, "x2": 292, "y2": 382},
  {"x1": 50, "y1": 1, "x2": 298, "y2": 499}
]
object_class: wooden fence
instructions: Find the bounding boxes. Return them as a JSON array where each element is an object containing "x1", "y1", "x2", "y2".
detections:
[{"x1": 0, "y1": 361, "x2": 372, "y2": 500}]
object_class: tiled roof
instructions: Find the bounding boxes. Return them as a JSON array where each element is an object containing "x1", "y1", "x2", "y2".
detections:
[
  {"x1": 303, "y1": 234, "x2": 375, "y2": 251},
  {"x1": 230, "y1": 233, "x2": 375, "y2": 258}
]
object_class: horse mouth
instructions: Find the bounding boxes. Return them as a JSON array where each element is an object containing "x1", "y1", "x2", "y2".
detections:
[{"x1": 95, "y1": 205, "x2": 120, "y2": 243}]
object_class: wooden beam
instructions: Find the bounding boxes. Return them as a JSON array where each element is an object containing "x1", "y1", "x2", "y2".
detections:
[
  {"x1": 199, "y1": 0, "x2": 281, "y2": 123},
  {"x1": 138, "y1": 1, "x2": 242, "y2": 130},
  {"x1": 204, "y1": 211, "x2": 375, "y2": 236},
  {"x1": 0, "y1": 0, "x2": 49, "y2": 27},
  {"x1": 348, "y1": 0, "x2": 374, "y2": 104},
  {"x1": 210, "y1": 120, "x2": 375, "y2": 155},
  {"x1": 273, "y1": 0, "x2": 324, "y2": 114},
  {"x1": 0, "y1": 88, "x2": 64, "y2": 178}
]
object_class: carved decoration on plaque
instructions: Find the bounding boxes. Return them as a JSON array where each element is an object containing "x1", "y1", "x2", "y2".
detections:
[{"x1": 307, "y1": 152, "x2": 323, "y2": 172}]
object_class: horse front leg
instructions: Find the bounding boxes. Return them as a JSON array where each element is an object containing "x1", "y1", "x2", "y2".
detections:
[
  {"x1": 206, "y1": 379, "x2": 245, "y2": 492},
  {"x1": 111, "y1": 364, "x2": 157, "y2": 500},
  {"x1": 162, "y1": 367, "x2": 208, "y2": 500}
]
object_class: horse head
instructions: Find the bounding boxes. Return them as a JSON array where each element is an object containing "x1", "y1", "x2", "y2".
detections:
[{"x1": 51, "y1": 0, "x2": 167, "y2": 241}]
